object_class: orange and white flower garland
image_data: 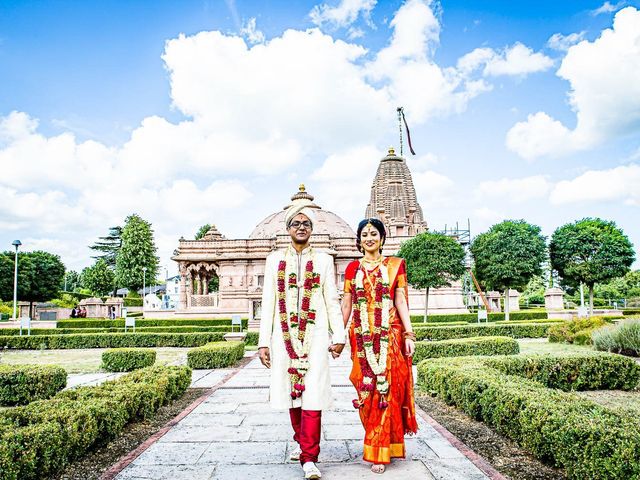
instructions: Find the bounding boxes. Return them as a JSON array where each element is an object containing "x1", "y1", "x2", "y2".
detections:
[
  {"x1": 277, "y1": 250, "x2": 320, "y2": 399},
  {"x1": 352, "y1": 261, "x2": 391, "y2": 409}
]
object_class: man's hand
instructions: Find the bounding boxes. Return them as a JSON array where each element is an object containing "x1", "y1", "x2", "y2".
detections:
[
  {"x1": 328, "y1": 343, "x2": 345, "y2": 359},
  {"x1": 258, "y1": 347, "x2": 271, "y2": 368}
]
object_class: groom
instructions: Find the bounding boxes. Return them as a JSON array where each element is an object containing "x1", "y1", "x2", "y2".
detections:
[{"x1": 258, "y1": 197, "x2": 346, "y2": 480}]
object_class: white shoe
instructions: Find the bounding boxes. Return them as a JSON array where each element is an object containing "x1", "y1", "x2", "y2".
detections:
[
  {"x1": 290, "y1": 445, "x2": 302, "y2": 461},
  {"x1": 302, "y1": 462, "x2": 322, "y2": 479}
]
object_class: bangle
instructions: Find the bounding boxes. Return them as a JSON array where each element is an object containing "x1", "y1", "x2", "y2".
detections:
[{"x1": 403, "y1": 331, "x2": 416, "y2": 340}]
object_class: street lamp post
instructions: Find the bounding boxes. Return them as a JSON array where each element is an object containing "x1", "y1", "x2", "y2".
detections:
[{"x1": 11, "y1": 240, "x2": 22, "y2": 320}]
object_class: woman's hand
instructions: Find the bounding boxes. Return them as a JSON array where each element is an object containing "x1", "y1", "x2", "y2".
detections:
[{"x1": 404, "y1": 338, "x2": 415, "y2": 357}]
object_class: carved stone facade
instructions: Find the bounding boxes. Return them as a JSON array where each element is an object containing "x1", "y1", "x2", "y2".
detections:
[{"x1": 165, "y1": 149, "x2": 468, "y2": 325}]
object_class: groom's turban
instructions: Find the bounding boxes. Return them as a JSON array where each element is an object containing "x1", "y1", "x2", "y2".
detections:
[{"x1": 284, "y1": 200, "x2": 317, "y2": 229}]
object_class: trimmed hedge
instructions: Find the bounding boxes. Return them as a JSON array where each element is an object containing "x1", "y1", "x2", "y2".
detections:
[
  {"x1": 101, "y1": 348, "x2": 156, "y2": 372},
  {"x1": 0, "y1": 325, "x2": 233, "y2": 336},
  {"x1": 413, "y1": 323, "x2": 554, "y2": 341},
  {"x1": 55, "y1": 318, "x2": 248, "y2": 329},
  {"x1": 418, "y1": 354, "x2": 640, "y2": 479},
  {"x1": 0, "y1": 332, "x2": 226, "y2": 350},
  {"x1": 413, "y1": 336, "x2": 519, "y2": 364},
  {"x1": 187, "y1": 341, "x2": 245, "y2": 369},
  {"x1": 410, "y1": 311, "x2": 548, "y2": 324},
  {"x1": 0, "y1": 365, "x2": 67, "y2": 406},
  {"x1": 244, "y1": 331, "x2": 258, "y2": 346},
  {"x1": 0, "y1": 365, "x2": 191, "y2": 480}
]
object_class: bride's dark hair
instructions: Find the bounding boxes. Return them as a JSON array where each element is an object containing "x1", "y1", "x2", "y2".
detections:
[{"x1": 356, "y1": 218, "x2": 386, "y2": 253}]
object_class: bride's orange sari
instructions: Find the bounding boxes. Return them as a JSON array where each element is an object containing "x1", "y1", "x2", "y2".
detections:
[{"x1": 344, "y1": 256, "x2": 418, "y2": 464}]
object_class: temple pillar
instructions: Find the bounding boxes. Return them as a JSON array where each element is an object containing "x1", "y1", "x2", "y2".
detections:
[
  {"x1": 178, "y1": 263, "x2": 188, "y2": 309},
  {"x1": 202, "y1": 274, "x2": 209, "y2": 294}
]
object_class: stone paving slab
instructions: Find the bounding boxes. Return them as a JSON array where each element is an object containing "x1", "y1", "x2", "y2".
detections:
[{"x1": 114, "y1": 352, "x2": 494, "y2": 480}]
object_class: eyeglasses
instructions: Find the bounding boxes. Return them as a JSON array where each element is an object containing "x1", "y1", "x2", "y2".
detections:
[{"x1": 289, "y1": 221, "x2": 312, "y2": 230}]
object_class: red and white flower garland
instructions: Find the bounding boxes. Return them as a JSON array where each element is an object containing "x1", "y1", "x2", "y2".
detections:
[
  {"x1": 277, "y1": 250, "x2": 320, "y2": 399},
  {"x1": 351, "y1": 260, "x2": 391, "y2": 409}
]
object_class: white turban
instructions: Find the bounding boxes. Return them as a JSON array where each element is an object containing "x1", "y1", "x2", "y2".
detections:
[{"x1": 284, "y1": 199, "x2": 317, "y2": 228}]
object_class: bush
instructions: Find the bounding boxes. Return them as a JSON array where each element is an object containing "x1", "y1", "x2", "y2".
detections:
[
  {"x1": 0, "y1": 365, "x2": 67, "y2": 406},
  {"x1": 0, "y1": 365, "x2": 190, "y2": 480},
  {"x1": 123, "y1": 298, "x2": 143, "y2": 307},
  {"x1": 413, "y1": 323, "x2": 553, "y2": 341},
  {"x1": 244, "y1": 331, "x2": 258, "y2": 346},
  {"x1": 101, "y1": 348, "x2": 156, "y2": 372},
  {"x1": 55, "y1": 318, "x2": 248, "y2": 329},
  {"x1": 0, "y1": 332, "x2": 226, "y2": 350},
  {"x1": 548, "y1": 317, "x2": 611, "y2": 345},
  {"x1": 592, "y1": 319, "x2": 640, "y2": 356},
  {"x1": 0, "y1": 325, "x2": 235, "y2": 336},
  {"x1": 418, "y1": 354, "x2": 640, "y2": 479},
  {"x1": 187, "y1": 341, "x2": 245, "y2": 369},
  {"x1": 623, "y1": 309, "x2": 640, "y2": 316},
  {"x1": 411, "y1": 311, "x2": 548, "y2": 324},
  {"x1": 413, "y1": 336, "x2": 519, "y2": 364}
]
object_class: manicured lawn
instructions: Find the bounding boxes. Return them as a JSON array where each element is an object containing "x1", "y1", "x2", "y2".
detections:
[
  {"x1": 0, "y1": 347, "x2": 191, "y2": 373},
  {"x1": 517, "y1": 338, "x2": 596, "y2": 355}
]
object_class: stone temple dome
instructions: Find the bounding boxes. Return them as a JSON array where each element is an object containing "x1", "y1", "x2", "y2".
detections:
[{"x1": 249, "y1": 185, "x2": 356, "y2": 239}]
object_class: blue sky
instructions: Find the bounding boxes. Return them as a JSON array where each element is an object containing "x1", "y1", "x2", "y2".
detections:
[{"x1": 1, "y1": 0, "x2": 639, "y2": 275}]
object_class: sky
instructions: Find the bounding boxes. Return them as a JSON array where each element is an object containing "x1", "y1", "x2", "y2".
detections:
[{"x1": 1, "y1": 0, "x2": 639, "y2": 278}]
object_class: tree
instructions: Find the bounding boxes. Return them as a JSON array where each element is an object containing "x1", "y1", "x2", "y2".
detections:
[
  {"x1": 550, "y1": 218, "x2": 635, "y2": 315},
  {"x1": 1, "y1": 251, "x2": 66, "y2": 318},
  {"x1": 90, "y1": 226, "x2": 122, "y2": 268},
  {"x1": 195, "y1": 224, "x2": 212, "y2": 240},
  {"x1": 82, "y1": 259, "x2": 116, "y2": 296},
  {"x1": 470, "y1": 220, "x2": 546, "y2": 321},
  {"x1": 115, "y1": 214, "x2": 159, "y2": 291},
  {"x1": 62, "y1": 270, "x2": 81, "y2": 292},
  {"x1": 397, "y1": 232, "x2": 466, "y2": 322}
]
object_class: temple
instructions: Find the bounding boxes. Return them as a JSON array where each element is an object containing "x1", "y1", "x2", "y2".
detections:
[{"x1": 163, "y1": 148, "x2": 467, "y2": 325}]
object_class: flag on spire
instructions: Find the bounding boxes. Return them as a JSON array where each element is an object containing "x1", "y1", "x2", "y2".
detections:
[{"x1": 400, "y1": 108, "x2": 416, "y2": 155}]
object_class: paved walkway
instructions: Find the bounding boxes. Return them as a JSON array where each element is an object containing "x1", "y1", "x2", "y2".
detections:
[{"x1": 106, "y1": 350, "x2": 492, "y2": 480}]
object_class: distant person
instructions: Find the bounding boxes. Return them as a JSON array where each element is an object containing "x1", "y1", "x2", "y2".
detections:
[
  {"x1": 79, "y1": 307, "x2": 87, "y2": 318},
  {"x1": 71, "y1": 306, "x2": 78, "y2": 318},
  {"x1": 110, "y1": 305, "x2": 116, "y2": 320}
]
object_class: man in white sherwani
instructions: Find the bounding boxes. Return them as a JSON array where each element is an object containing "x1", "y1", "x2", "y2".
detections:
[{"x1": 258, "y1": 198, "x2": 346, "y2": 480}]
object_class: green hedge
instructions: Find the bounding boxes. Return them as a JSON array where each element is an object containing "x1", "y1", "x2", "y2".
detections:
[
  {"x1": 410, "y1": 311, "x2": 548, "y2": 324},
  {"x1": 592, "y1": 319, "x2": 640, "y2": 356},
  {"x1": 55, "y1": 318, "x2": 248, "y2": 329},
  {"x1": 101, "y1": 348, "x2": 156, "y2": 372},
  {"x1": 187, "y1": 341, "x2": 245, "y2": 369},
  {"x1": 0, "y1": 365, "x2": 190, "y2": 480},
  {"x1": 0, "y1": 325, "x2": 234, "y2": 336},
  {"x1": 0, "y1": 332, "x2": 226, "y2": 350},
  {"x1": 123, "y1": 298, "x2": 143, "y2": 307},
  {"x1": 623, "y1": 309, "x2": 640, "y2": 316},
  {"x1": 413, "y1": 323, "x2": 553, "y2": 341},
  {"x1": 244, "y1": 331, "x2": 258, "y2": 346},
  {"x1": 0, "y1": 365, "x2": 67, "y2": 407},
  {"x1": 413, "y1": 336, "x2": 519, "y2": 364},
  {"x1": 418, "y1": 354, "x2": 640, "y2": 479}
]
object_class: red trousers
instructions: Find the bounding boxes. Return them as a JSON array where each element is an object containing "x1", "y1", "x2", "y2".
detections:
[{"x1": 289, "y1": 407, "x2": 321, "y2": 464}]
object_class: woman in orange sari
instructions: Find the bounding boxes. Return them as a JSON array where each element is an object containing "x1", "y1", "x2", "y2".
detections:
[{"x1": 342, "y1": 218, "x2": 418, "y2": 474}]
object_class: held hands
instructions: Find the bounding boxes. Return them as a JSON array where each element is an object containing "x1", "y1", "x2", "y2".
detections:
[
  {"x1": 328, "y1": 343, "x2": 345, "y2": 359},
  {"x1": 258, "y1": 347, "x2": 271, "y2": 368}
]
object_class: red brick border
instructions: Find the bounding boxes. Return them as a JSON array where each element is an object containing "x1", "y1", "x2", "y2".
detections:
[
  {"x1": 100, "y1": 353, "x2": 257, "y2": 480},
  {"x1": 415, "y1": 406, "x2": 507, "y2": 480}
]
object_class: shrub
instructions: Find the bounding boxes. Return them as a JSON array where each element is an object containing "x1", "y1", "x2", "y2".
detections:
[
  {"x1": 411, "y1": 311, "x2": 548, "y2": 324},
  {"x1": 0, "y1": 332, "x2": 226, "y2": 350},
  {"x1": 413, "y1": 323, "x2": 553, "y2": 341},
  {"x1": 592, "y1": 319, "x2": 640, "y2": 356},
  {"x1": 548, "y1": 317, "x2": 611, "y2": 345},
  {"x1": 55, "y1": 318, "x2": 248, "y2": 329},
  {"x1": 187, "y1": 341, "x2": 245, "y2": 369},
  {"x1": 123, "y1": 298, "x2": 142, "y2": 307},
  {"x1": 244, "y1": 331, "x2": 258, "y2": 346},
  {"x1": 418, "y1": 354, "x2": 640, "y2": 479},
  {"x1": 0, "y1": 365, "x2": 67, "y2": 406},
  {"x1": 101, "y1": 348, "x2": 156, "y2": 372},
  {"x1": 0, "y1": 365, "x2": 191, "y2": 480},
  {"x1": 413, "y1": 336, "x2": 519, "y2": 364}
]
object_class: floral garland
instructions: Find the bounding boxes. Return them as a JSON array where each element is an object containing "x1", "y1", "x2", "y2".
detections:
[
  {"x1": 277, "y1": 251, "x2": 320, "y2": 399},
  {"x1": 351, "y1": 260, "x2": 391, "y2": 410}
]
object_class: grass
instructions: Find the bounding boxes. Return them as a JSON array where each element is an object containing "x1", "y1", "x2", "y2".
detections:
[
  {"x1": 516, "y1": 338, "x2": 597, "y2": 356},
  {"x1": 0, "y1": 347, "x2": 191, "y2": 373}
]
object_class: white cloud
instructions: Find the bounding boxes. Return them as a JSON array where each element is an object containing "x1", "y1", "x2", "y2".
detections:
[
  {"x1": 549, "y1": 164, "x2": 640, "y2": 206},
  {"x1": 458, "y1": 42, "x2": 553, "y2": 77},
  {"x1": 547, "y1": 31, "x2": 586, "y2": 51},
  {"x1": 474, "y1": 175, "x2": 553, "y2": 202},
  {"x1": 310, "y1": 0, "x2": 376, "y2": 29},
  {"x1": 507, "y1": 7, "x2": 640, "y2": 159},
  {"x1": 240, "y1": 17, "x2": 265, "y2": 44},
  {"x1": 591, "y1": 1, "x2": 626, "y2": 16}
]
